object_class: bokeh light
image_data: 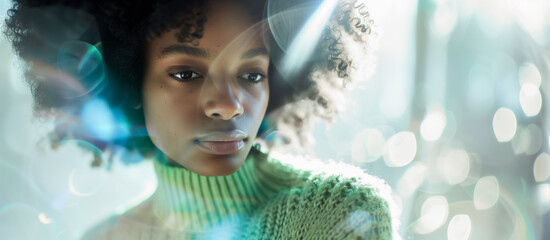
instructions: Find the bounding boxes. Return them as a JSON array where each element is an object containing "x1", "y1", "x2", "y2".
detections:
[
  {"x1": 447, "y1": 214, "x2": 472, "y2": 240},
  {"x1": 519, "y1": 83, "x2": 542, "y2": 117},
  {"x1": 492, "y1": 108, "x2": 517, "y2": 142},
  {"x1": 383, "y1": 131, "x2": 417, "y2": 167},
  {"x1": 437, "y1": 149, "x2": 470, "y2": 185},
  {"x1": 474, "y1": 176, "x2": 500, "y2": 210},
  {"x1": 518, "y1": 63, "x2": 542, "y2": 88},
  {"x1": 414, "y1": 196, "x2": 449, "y2": 234},
  {"x1": 420, "y1": 105, "x2": 447, "y2": 142},
  {"x1": 533, "y1": 153, "x2": 550, "y2": 182},
  {"x1": 38, "y1": 213, "x2": 52, "y2": 225}
]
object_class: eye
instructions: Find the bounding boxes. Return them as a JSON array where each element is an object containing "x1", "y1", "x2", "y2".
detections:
[
  {"x1": 239, "y1": 73, "x2": 266, "y2": 84},
  {"x1": 169, "y1": 71, "x2": 202, "y2": 82}
]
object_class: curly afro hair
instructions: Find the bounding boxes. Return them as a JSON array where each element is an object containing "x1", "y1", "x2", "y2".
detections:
[{"x1": 4, "y1": 0, "x2": 378, "y2": 158}]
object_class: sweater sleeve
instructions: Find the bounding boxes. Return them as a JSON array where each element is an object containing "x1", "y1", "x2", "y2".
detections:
[
  {"x1": 301, "y1": 175, "x2": 393, "y2": 239},
  {"x1": 250, "y1": 173, "x2": 395, "y2": 240}
]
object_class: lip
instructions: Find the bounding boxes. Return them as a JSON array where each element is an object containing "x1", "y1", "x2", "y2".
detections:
[{"x1": 195, "y1": 130, "x2": 248, "y2": 155}]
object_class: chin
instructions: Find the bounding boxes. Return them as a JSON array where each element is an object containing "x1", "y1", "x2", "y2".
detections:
[{"x1": 181, "y1": 149, "x2": 250, "y2": 177}]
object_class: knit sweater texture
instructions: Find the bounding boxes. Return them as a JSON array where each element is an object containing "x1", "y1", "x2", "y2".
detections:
[{"x1": 81, "y1": 147, "x2": 397, "y2": 239}]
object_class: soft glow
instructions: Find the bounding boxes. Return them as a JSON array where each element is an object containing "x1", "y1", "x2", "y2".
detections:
[
  {"x1": 420, "y1": 109, "x2": 447, "y2": 141},
  {"x1": 38, "y1": 213, "x2": 51, "y2": 225},
  {"x1": 519, "y1": 83, "x2": 542, "y2": 117},
  {"x1": 474, "y1": 176, "x2": 500, "y2": 210},
  {"x1": 447, "y1": 214, "x2": 472, "y2": 240},
  {"x1": 518, "y1": 63, "x2": 542, "y2": 88},
  {"x1": 492, "y1": 108, "x2": 517, "y2": 142},
  {"x1": 438, "y1": 149, "x2": 470, "y2": 185},
  {"x1": 383, "y1": 131, "x2": 417, "y2": 167},
  {"x1": 534, "y1": 153, "x2": 550, "y2": 182},
  {"x1": 351, "y1": 128, "x2": 385, "y2": 163},
  {"x1": 280, "y1": 0, "x2": 338, "y2": 79},
  {"x1": 414, "y1": 196, "x2": 449, "y2": 234},
  {"x1": 397, "y1": 164, "x2": 427, "y2": 198}
]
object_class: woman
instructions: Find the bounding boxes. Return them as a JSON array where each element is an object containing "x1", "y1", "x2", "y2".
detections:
[{"x1": 5, "y1": 0, "x2": 398, "y2": 239}]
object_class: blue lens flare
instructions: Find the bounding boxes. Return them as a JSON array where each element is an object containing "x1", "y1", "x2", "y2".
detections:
[{"x1": 80, "y1": 98, "x2": 129, "y2": 141}]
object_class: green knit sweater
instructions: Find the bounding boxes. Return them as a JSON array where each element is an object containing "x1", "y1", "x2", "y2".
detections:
[{"x1": 81, "y1": 148, "x2": 396, "y2": 239}]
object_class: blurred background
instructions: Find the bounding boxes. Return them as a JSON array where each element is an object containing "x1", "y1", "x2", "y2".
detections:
[{"x1": 0, "y1": 0, "x2": 549, "y2": 239}]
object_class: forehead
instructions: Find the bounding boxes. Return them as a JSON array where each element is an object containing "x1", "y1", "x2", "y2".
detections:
[{"x1": 147, "y1": 0, "x2": 266, "y2": 57}]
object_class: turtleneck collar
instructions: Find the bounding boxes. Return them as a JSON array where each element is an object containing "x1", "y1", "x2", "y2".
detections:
[{"x1": 150, "y1": 148, "x2": 283, "y2": 233}]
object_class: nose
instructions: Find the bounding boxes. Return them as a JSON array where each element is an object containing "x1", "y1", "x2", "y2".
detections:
[{"x1": 202, "y1": 80, "x2": 244, "y2": 120}]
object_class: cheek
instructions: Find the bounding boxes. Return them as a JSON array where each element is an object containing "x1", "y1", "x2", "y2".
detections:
[
  {"x1": 248, "y1": 81, "x2": 270, "y2": 119},
  {"x1": 264, "y1": 81, "x2": 270, "y2": 108},
  {"x1": 142, "y1": 80, "x2": 167, "y2": 144},
  {"x1": 142, "y1": 77, "x2": 198, "y2": 144}
]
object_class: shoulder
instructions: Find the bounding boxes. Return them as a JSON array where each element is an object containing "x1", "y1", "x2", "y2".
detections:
[{"x1": 254, "y1": 152, "x2": 399, "y2": 239}]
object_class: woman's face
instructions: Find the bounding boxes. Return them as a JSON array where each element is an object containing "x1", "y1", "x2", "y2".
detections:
[{"x1": 142, "y1": 0, "x2": 269, "y2": 176}]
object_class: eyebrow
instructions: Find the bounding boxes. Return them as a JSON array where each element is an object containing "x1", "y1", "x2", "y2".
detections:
[
  {"x1": 159, "y1": 45, "x2": 268, "y2": 59},
  {"x1": 241, "y1": 48, "x2": 269, "y2": 59},
  {"x1": 160, "y1": 45, "x2": 210, "y2": 58}
]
